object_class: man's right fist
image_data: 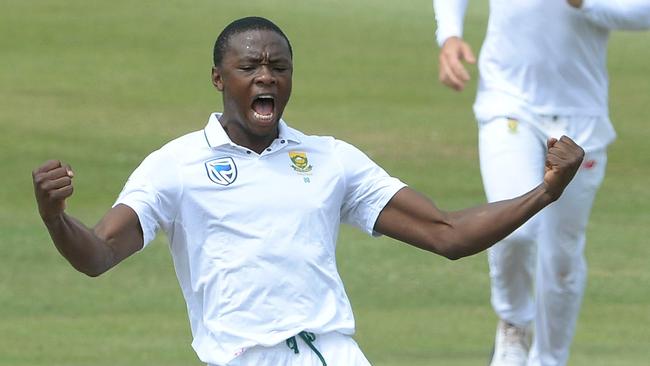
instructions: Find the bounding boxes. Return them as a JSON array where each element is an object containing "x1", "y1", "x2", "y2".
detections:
[{"x1": 32, "y1": 160, "x2": 75, "y2": 222}]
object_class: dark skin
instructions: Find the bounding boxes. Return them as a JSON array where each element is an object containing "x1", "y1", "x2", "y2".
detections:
[
  {"x1": 212, "y1": 31, "x2": 293, "y2": 154},
  {"x1": 32, "y1": 28, "x2": 584, "y2": 277}
]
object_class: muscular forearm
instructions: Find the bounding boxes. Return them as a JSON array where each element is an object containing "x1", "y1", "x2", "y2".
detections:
[
  {"x1": 377, "y1": 137, "x2": 582, "y2": 260},
  {"x1": 440, "y1": 184, "x2": 552, "y2": 259},
  {"x1": 44, "y1": 213, "x2": 118, "y2": 277},
  {"x1": 375, "y1": 185, "x2": 555, "y2": 260},
  {"x1": 33, "y1": 161, "x2": 143, "y2": 276}
]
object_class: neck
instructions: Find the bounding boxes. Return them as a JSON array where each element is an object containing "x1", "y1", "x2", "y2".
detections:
[{"x1": 220, "y1": 118, "x2": 278, "y2": 154}]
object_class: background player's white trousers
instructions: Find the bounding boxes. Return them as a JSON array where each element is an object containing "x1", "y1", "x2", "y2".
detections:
[
  {"x1": 478, "y1": 116, "x2": 607, "y2": 366},
  {"x1": 210, "y1": 332, "x2": 372, "y2": 366}
]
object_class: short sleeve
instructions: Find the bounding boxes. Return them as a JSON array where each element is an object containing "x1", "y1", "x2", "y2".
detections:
[
  {"x1": 113, "y1": 148, "x2": 182, "y2": 248},
  {"x1": 336, "y1": 140, "x2": 407, "y2": 236}
]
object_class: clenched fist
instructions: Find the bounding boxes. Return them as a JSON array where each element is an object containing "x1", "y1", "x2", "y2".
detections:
[
  {"x1": 543, "y1": 136, "x2": 585, "y2": 201},
  {"x1": 32, "y1": 160, "x2": 75, "y2": 223}
]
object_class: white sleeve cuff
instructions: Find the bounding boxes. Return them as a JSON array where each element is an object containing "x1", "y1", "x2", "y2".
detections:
[{"x1": 433, "y1": 0, "x2": 468, "y2": 47}]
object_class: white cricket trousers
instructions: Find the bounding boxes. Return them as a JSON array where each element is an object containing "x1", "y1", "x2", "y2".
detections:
[
  {"x1": 478, "y1": 116, "x2": 607, "y2": 366},
  {"x1": 209, "y1": 331, "x2": 372, "y2": 366}
]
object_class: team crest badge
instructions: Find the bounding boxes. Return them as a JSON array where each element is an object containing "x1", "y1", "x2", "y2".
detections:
[
  {"x1": 289, "y1": 151, "x2": 312, "y2": 173},
  {"x1": 507, "y1": 118, "x2": 519, "y2": 133},
  {"x1": 205, "y1": 157, "x2": 237, "y2": 186}
]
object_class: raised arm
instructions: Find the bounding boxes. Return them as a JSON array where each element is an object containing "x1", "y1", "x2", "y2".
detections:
[
  {"x1": 374, "y1": 136, "x2": 584, "y2": 260},
  {"x1": 568, "y1": 0, "x2": 650, "y2": 30},
  {"x1": 33, "y1": 160, "x2": 143, "y2": 277},
  {"x1": 433, "y1": 0, "x2": 476, "y2": 91}
]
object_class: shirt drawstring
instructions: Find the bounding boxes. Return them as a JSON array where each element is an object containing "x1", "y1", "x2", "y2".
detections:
[{"x1": 285, "y1": 331, "x2": 327, "y2": 366}]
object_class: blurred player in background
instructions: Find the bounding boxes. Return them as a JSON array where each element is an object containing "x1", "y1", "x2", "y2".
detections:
[
  {"x1": 34, "y1": 16, "x2": 584, "y2": 366},
  {"x1": 432, "y1": 0, "x2": 650, "y2": 365}
]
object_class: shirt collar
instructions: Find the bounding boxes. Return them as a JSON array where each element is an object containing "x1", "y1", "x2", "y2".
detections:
[{"x1": 203, "y1": 112, "x2": 301, "y2": 149}]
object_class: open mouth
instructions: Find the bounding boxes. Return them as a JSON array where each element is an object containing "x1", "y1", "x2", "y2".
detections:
[{"x1": 251, "y1": 95, "x2": 275, "y2": 122}]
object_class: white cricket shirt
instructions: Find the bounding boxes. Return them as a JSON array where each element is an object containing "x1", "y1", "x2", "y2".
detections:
[
  {"x1": 434, "y1": 0, "x2": 650, "y2": 150},
  {"x1": 114, "y1": 113, "x2": 406, "y2": 365}
]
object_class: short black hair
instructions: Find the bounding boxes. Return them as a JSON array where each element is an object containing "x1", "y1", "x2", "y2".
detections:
[{"x1": 213, "y1": 16, "x2": 293, "y2": 66}]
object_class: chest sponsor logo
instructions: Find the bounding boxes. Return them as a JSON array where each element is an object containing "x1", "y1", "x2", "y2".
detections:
[
  {"x1": 205, "y1": 157, "x2": 237, "y2": 186},
  {"x1": 289, "y1": 151, "x2": 312, "y2": 173}
]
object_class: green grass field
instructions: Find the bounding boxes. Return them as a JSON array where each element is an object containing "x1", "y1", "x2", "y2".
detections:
[{"x1": 1, "y1": 1, "x2": 649, "y2": 365}]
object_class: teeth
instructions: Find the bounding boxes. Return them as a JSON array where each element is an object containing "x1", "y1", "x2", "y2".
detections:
[
  {"x1": 253, "y1": 95, "x2": 274, "y2": 122},
  {"x1": 253, "y1": 112, "x2": 273, "y2": 121}
]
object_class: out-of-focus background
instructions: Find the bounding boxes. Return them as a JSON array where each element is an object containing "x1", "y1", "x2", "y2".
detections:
[{"x1": 1, "y1": 1, "x2": 648, "y2": 365}]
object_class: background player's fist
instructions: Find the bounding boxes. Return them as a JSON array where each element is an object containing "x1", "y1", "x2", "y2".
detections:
[{"x1": 438, "y1": 36, "x2": 476, "y2": 91}]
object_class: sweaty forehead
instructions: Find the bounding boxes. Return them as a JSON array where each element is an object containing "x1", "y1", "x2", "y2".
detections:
[{"x1": 226, "y1": 30, "x2": 291, "y2": 59}]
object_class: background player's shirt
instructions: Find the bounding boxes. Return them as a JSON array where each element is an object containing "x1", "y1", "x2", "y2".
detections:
[{"x1": 434, "y1": 0, "x2": 650, "y2": 149}]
